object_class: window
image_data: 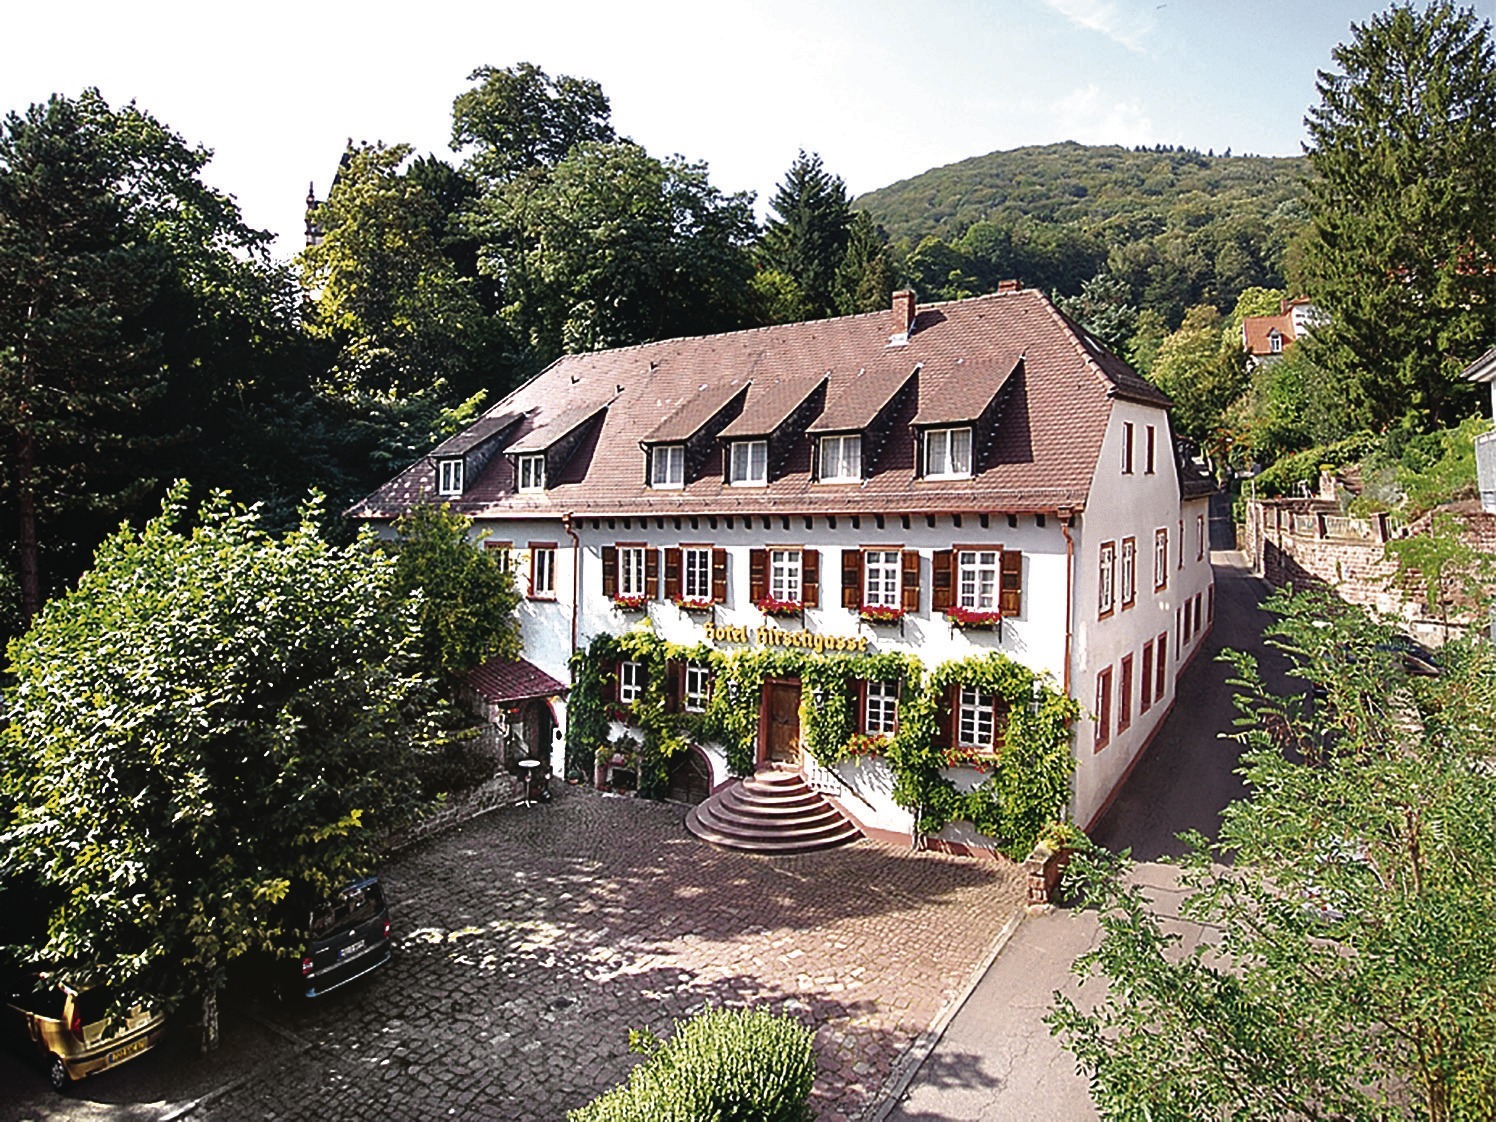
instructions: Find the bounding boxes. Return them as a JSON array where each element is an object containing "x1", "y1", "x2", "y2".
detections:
[
  {"x1": 863, "y1": 550, "x2": 902, "y2": 608},
  {"x1": 1156, "y1": 633, "x2": 1168, "y2": 700},
  {"x1": 1141, "y1": 642, "x2": 1154, "y2": 713},
  {"x1": 864, "y1": 680, "x2": 899, "y2": 735},
  {"x1": 618, "y1": 660, "x2": 643, "y2": 704},
  {"x1": 958, "y1": 686, "x2": 998, "y2": 750},
  {"x1": 729, "y1": 440, "x2": 768, "y2": 485},
  {"x1": 1197, "y1": 514, "x2": 1206, "y2": 560},
  {"x1": 1120, "y1": 537, "x2": 1137, "y2": 607},
  {"x1": 1145, "y1": 425, "x2": 1156, "y2": 474},
  {"x1": 438, "y1": 458, "x2": 463, "y2": 496},
  {"x1": 1098, "y1": 541, "x2": 1116, "y2": 617},
  {"x1": 1269, "y1": 330, "x2": 1283, "y2": 355},
  {"x1": 619, "y1": 546, "x2": 649, "y2": 599},
  {"x1": 683, "y1": 547, "x2": 712, "y2": 600},
  {"x1": 1122, "y1": 422, "x2": 1134, "y2": 474},
  {"x1": 529, "y1": 545, "x2": 556, "y2": 599},
  {"x1": 957, "y1": 549, "x2": 1000, "y2": 610},
  {"x1": 684, "y1": 662, "x2": 711, "y2": 712},
  {"x1": 925, "y1": 427, "x2": 972, "y2": 478},
  {"x1": 1154, "y1": 528, "x2": 1169, "y2": 591},
  {"x1": 1119, "y1": 654, "x2": 1133, "y2": 732},
  {"x1": 1194, "y1": 593, "x2": 1204, "y2": 634},
  {"x1": 485, "y1": 540, "x2": 513, "y2": 572},
  {"x1": 770, "y1": 549, "x2": 802, "y2": 602},
  {"x1": 651, "y1": 445, "x2": 684, "y2": 488},
  {"x1": 1095, "y1": 667, "x2": 1113, "y2": 751},
  {"x1": 819, "y1": 434, "x2": 862, "y2": 482},
  {"x1": 517, "y1": 454, "x2": 546, "y2": 493}
]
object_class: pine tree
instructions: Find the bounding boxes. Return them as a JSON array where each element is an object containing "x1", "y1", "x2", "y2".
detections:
[{"x1": 759, "y1": 151, "x2": 852, "y2": 320}]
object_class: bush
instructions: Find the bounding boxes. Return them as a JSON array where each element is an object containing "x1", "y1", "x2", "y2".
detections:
[{"x1": 568, "y1": 1008, "x2": 817, "y2": 1122}]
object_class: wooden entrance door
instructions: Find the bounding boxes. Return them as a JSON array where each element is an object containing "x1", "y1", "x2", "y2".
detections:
[{"x1": 761, "y1": 679, "x2": 802, "y2": 765}]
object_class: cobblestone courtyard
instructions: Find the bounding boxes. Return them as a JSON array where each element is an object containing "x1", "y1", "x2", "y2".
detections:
[{"x1": 2, "y1": 787, "x2": 1024, "y2": 1121}]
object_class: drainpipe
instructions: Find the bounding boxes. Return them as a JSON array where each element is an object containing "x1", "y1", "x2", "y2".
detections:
[
  {"x1": 1058, "y1": 509, "x2": 1075, "y2": 696},
  {"x1": 562, "y1": 512, "x2": 581, "y2": 655}
]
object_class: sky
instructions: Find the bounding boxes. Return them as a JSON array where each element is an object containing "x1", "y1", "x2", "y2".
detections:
[{"x1": 7, "y1": 0, "x2": 1496, "y2": 260}]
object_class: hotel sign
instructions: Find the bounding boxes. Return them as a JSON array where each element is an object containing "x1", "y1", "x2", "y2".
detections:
[{"x1": 701, "y1": 622, "x2": 869, "y2": 654}]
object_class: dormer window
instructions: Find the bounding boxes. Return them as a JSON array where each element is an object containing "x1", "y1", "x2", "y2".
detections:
[
  {"x1": 924, "y1": 427, "x2": 972, "y2": 479},
  {"x1": 1269, "y1": 330, "x2": 1283, "y2": 355},
  {"x1": 729, "y1": 440, "x2": 768, "y2": 486},
  {"x1": 818, "y1": 434, "x2": 862, "y2": 483},
  {"x1": 517, "y1": 454, "x2": 546, "y2": 493},
  {"x1": 650, "y1": 444, "x2": 685, "y2": 488},
  {"x1": 437, "y1": 458, "x2": 464, "y2": 496}
]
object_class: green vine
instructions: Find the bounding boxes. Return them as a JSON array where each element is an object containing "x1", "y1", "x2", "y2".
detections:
[{"x1": 565, "y1": 629, "x2": 1078, "y2": 857}]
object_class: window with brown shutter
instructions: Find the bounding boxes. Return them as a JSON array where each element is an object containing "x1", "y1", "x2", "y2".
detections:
[
  {"x1": 602, "y1": 545, "x2": 618, "y2": 599},
  {"x1": 664, "y1": 548, "x2": 682, "y2": 601},
  {"x1": 748, "y1": 548, "x2": 768, "y2": 604},
  {"x1": 1141, "y1": 642, "x2": 1154, "y2": 713},
  {"x1": 1119, "y1": 654, "x2": 1133, "y2": 733},
  {"x1": 999, "y1": 550, "x2": 1022, "y2": 615},
  {"x1": 841, "y1": 550, "x2": 863, "y2": 609},
  {"x1": 1156, "y1": 633, "x2": 1168, "y2": 699},
  {"x1": 801, "y1": 549, "x2": 820, "y2": 608},
  {"x1": 901, "y1": 550, "x2": 921, "y2": 612},
  {"x1": 931, "y1": 549, "x2": 954, "y2": 611},
  {"x1": 933, "y1": 681, "x2": 957, "y2": 747},
  {"x1": 712, "y1": 548, "x2": 728, "y2": 604},
  {"x1": 645, "y1": 547, "x2": 659, "y2": 600},
  {"x1": 664, "y1": 659, "x2": 682, "y2": 713},
  {"x1": 1095, "y1": 666, "x2": 1113, "y2": 751}
]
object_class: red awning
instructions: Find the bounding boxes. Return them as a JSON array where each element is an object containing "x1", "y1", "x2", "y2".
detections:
[{"x1": 465, "y1": 657, "x2": 569, "y2": 704}]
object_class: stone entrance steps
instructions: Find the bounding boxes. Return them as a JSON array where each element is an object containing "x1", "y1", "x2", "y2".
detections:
[{"x1": 685, "y1": 767, "x2": 862, "y2": 854}]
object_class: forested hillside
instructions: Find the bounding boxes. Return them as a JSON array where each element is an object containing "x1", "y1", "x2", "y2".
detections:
[{"x1": 855, "y1": 142, "x2": 1308, "y2": 326}]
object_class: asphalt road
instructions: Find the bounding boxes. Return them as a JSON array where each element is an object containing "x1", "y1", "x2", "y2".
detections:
[{"x1": 880, "y1": 551, "x2": 1289, "y2": 1121}]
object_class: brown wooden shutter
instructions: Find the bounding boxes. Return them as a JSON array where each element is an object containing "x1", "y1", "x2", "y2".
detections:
[
  {"x1": 854, "y1": 679, "x2": 868, "y2": 733},
  {"x1": 999, "y1": 550, "x2": 1023, "y2": 616},
  {"x1": 841, "y1": 549, "x2": 863, "y2": 610},
  {"x1": 749, "y1": 548, "x2": 768, "y2": 604},
  {"x1": 901, "y1": 550, "x2": 921, "y2": 612},
  {"x1": 602, "y1": 545, "x2": 618, "y2": 599},
  {"x1": 933, "y1": 681, "x2": 957, "y2": 748},
  {"x1": 664, "y1": 548, "x2": 682, "y2": 602},
  {"x1": 605, "y1": 661, "x2": 620, "y2": 703},
  {"x1": 645, "y1": 548, "x2": 660, "y2": 600},
  {"x1": 801, "y1": 549, "x2": 820, "y2": 608},
  {"x1": 932, "y1": 549, "x2": 955, "y2": 611},
  {"x1": 664, "y1": 659, "x2": 682, "y2": 713},
  {"x1": 993, "y1": 697, "x2": 1010, "y2": 752},
  {"x1": 712, "y1": 548, "x2": 728, "y2": 604}
]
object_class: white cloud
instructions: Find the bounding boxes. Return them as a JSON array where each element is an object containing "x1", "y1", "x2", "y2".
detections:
[
  {"x1": 1041, "y1": 0, "x2": 1155, "y2": 54},
  {"x1": 1051, "y1": 85, "x2": 1155, "y2": 146}
]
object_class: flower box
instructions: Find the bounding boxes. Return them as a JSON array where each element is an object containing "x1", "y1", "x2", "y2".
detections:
[
  {"x1": 612, "y1": 595, "x2": 649, "y2": 611},
  {"x1": 858, "y1": 605, "x2": 905, "y2": 625},
  {"x1": 844, "y1": 732, "x2": 891, "y2": 758},
  {"x1": 755, "y1": 597, "x2": 803, "y2": 617},
  {"x1": 945, "y1": 606, "x2": 1002, "y2": 630},
  {"x1": 673, "y1": 597, "x2": 715, "y2": 613}
]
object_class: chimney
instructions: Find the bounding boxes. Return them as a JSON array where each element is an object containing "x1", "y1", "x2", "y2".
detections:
[
  {"x1": 889, "y1": 289, "x2": 916, "y2": 346},
  {"x1": 997, "y1": 278, "x2": 1022, "y2": 292}
]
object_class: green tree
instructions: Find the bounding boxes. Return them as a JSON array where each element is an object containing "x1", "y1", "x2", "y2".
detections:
[
  {"x1": 452, "y1": 62, "x2": 614, "y2": 185},
  {"x1": 905, "y1": 235, "x2": 979, "y2": 302},
  {"x1": 833, "y1": 210, "x2": 895, "y2": 315},
  {"x1": 759, "y1": 150, "x2": 852, "y2": 318},
  {"x1": 389, "y1": 503, "x2": 520, "y2": 682},
  {"x1": 1146, "y1": 304, "x2": 1247, "y2": 452},
  {"x1": 1056, "y1": 271, "x2": 1138, "y2": 350},
  {"x1": 1299, "y1": 2, "x2": 1496, "y2": 431},
  {"x1": 300, "y1": 142, "x2": 501, "y2": 401},
  {"x1": 0, "y1": 90, "x2": 276, "y2": 627},
  {"x1": 0, "y1": 485, "x2": 434, "y2": 1052},
  {"x1": 1050, "y1": 589, "x2": 1496, "y2": 1121}
]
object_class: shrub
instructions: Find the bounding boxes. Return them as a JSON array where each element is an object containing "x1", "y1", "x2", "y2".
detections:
[{"x1": 568, "y1": 1008, "x2": 817, "y2": 1122}]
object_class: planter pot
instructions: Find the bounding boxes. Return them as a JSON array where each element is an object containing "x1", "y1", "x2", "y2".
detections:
[
  {"x1": 594, "y1": 761, "x2": 608, "y2": 790},
  {"x1": 1023, "y1": 842, "x2": 1073, "y2": 907}
]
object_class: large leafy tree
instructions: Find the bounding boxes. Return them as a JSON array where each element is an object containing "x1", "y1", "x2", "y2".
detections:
[
  {"x1": 0, "y1": 485, "x2": 435, "y2": 1052},
  {"x1": 452, "y1": 62, "x2": 614, "y2": 186},
  {"x1": 1051, "y1": 589, "x2": 1496, "y2": 1121},
  {"x1": 0, "y1": 90, "x2": 296, "y2": 629},
  {"x1": 1146, "y1": 303, "x2": 1248, "y2": 453},
  {"x1": 1298, "y1": 2, "x2": 1496, "y2": 431},
  {"x1": 759, "y1": 151, "x2": 852, "y2": 319}
]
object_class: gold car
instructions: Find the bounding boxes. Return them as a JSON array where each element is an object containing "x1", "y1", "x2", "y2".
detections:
[{"x1": 2, "y1": 974, "x2": 166, "y2": 1091}]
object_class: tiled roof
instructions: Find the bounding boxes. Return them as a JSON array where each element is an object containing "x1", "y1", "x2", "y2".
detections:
[
  {"x1": 431, "y1": 411, "x2": 523, "y2": 457},
  {"x1": 718, "y1": 373, "x2": 827, "y2": 439},
  {"x1": 644, "y1": 381, "x2": 748, "y2": 443},
  {"x1": 505, "y1": 401, "x2": 611, "y2": 454},
  {"x1": 807, "y1": 363, "x2": 916, "y2": 433},
  {"x1": 351, "y1": 288, "x2": 1175, "y2": 520},
  {"x1": 465, "y1": 656, "x2": 569, "y2": 704},
  {"x1": 1242, "y1": 313, "x2": 1295, "y2": 356},
  {"x1": 911, "y1": 354, "x2": 1021, "y2": 426}
]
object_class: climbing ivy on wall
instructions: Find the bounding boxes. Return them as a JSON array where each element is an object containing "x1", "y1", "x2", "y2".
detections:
[{"x1": 565, "y1": 627, "x2": 1080, "y2": 858}]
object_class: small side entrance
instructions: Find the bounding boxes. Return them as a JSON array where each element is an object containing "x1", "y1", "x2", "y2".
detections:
[
  {"x1": 666, "y1": 747, "x2": 712, "y2": 804},
  {"x1": 758, "y1": 678, "x2": 802, "y2": 766}
]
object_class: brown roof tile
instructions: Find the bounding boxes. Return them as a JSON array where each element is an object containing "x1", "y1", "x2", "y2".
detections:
[
  {"x1": 466, "y1": 656, "x2": 569, "y2": 704},
  {"x1": 718, "y1": 374, "x2": 828, "y2": 439},
  {"x1": 911, "y1": 354, "x2": 1021, "y2": 426},
  {"x1": 807, "y1": 363, "x2": 917, "y2": 433}
]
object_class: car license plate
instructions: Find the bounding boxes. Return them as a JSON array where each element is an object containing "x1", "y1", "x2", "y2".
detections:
[
  {"x1": 105, "y1": 1038, "x2": 146, "y2": 1065},
  {"x1": 339, "y1": 940, "x2": 365, "y2": 959}
]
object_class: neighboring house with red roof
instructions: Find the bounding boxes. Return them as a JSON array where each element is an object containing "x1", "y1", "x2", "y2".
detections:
[
  {"x1": 353, "y1": 287, "x2": 1215, "y2": 844},
  {"x1": 1242, "y1": 297, "x2": 1322, "y2": 366}
]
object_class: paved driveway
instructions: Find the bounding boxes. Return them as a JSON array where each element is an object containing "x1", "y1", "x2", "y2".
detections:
[{"x1": 3, "y1": 791, "x2": 1023, "y2": 1122}]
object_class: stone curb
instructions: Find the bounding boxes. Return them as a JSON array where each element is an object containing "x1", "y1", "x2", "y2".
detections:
[{"x1": 860, "y1": 905, "x2": 1027, "y2": 1122}]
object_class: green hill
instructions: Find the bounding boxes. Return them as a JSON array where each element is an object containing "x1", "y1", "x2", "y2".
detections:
[{"x1": 854, "y1": 142, "x2": 1310, "y2": 325}]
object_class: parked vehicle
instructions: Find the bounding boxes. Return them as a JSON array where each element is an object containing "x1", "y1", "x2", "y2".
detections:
[
  {"x1": 1, "y1": 974, "x2": 166, "y2": 1091},
  {"x1": 293, "y1": 876, "x2": 392, "y2": 999}
]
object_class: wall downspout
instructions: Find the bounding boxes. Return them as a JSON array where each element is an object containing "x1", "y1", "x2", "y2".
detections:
[
  {"x1": 562, "y1": 512, "x2": 581, "y2": 655},
  {"x1": 1058, "y1": 510, "x2": 1075, "y2": 696}
]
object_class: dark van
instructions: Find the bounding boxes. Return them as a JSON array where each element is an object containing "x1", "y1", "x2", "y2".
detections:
[{"x1": 294, "y1": 876, "x2": 392, "y2": 999}]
